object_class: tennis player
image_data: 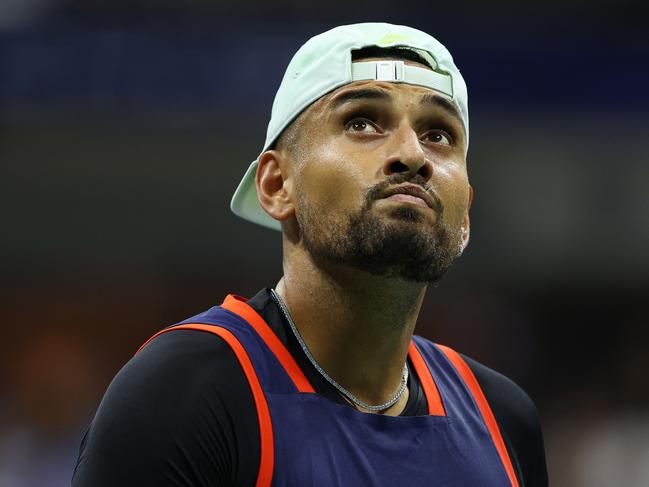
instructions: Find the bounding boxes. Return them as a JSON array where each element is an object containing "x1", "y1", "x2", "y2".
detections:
[{"x1": 73, "y1": 22, "x2": 548, "y2": 486}]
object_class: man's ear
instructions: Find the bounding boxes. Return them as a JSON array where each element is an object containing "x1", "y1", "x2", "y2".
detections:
[
  {"x1": 256, "y1": 149, "x2": 295, "y2": 222},
  {"x1": 461, "y1": 184, "x2": 473, "y2": 250}
]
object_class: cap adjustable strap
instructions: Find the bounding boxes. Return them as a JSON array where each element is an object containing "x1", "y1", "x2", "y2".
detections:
[{"x1": 351, "y1": 60, "x2": 454, "y2": 99}]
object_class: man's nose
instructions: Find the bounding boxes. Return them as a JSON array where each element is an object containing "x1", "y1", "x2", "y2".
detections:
[{"x1": 381, "y1": 121, "x2": 433, "y2": 180}]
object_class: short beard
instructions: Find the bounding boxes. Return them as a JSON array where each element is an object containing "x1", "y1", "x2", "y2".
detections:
[{"x1": 296, "y1": 175, "x2": 464, "y2": 284}]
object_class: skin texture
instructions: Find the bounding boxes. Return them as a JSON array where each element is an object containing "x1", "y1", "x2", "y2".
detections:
[{"x1": 256, "y1": 56, "x2": 473, "y2": 416}]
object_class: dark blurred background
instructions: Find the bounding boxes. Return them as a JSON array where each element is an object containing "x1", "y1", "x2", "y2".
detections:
[{"x1": 1, "y1": 1, "x2": 648, "y2": 486}]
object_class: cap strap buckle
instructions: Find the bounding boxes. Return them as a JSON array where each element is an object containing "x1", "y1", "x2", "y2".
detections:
[
  {"x1": 376, "y1": 60, "x2": 405, "y2": 81},
  {"x1": 351, "y1": 60, "x2": 454, "y2": 98}
]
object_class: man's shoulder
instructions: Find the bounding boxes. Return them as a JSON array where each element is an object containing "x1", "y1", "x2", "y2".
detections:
[
  {"x1": 133, "y1": 320, "x2": 239, "y2": 374},
  {"x1": 96, "y1": 323, "x2": 250, "y2": 427},
  {"x1": 72, "y1": 319, "x2": 259, "y2": 486},
  {"x1": 459, "y1": 353, "x2": 548, "y2": 485},
  {"x1": 413, "y1": 336, "x2": 548, "y2": 486},
  {"x1": 459, "y1": 354, "x2": 539, "y2": 421},
  {"x1": 413, "y1": 336, "x2": 539, "y2": 418}
]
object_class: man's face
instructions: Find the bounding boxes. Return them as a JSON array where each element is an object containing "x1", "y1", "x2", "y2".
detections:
[{"x1": 288, "y1": 57, "x2": 471, "y2": 283}]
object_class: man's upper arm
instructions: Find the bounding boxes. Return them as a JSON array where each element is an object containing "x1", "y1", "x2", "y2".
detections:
[
  {"x1": 72, "y1": 329, "x2": 260, "y2": 487},
  {"x1": 462, "y1": 354, "x2": 549, "y2": 487}
]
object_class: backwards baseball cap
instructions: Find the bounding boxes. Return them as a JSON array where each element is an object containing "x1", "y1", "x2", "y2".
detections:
[{"x1": 230, "y1": 22, "x2": 469, "y2": 231}]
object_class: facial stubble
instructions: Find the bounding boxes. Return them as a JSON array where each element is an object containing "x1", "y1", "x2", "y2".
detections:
[{"x1": 296, "y1": 178, "x2": 465, "y2": 284}]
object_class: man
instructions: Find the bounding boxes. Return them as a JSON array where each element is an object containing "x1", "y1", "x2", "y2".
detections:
[{"x1": 73, "y1": 22, "x2": 548, "y2": 486}]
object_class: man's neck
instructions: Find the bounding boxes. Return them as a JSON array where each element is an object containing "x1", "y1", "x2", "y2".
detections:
[{"x1": 276, "y1": 250, "x2": 427, "y2": 416}]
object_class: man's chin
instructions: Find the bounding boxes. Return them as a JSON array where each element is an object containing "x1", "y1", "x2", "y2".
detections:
[
  {"x1": 376, "y1": 201, "x2": 440, "y2": 228},
  {"x1": 298, "y1": 201, "x2": 458, "y2": 283},
  {"x1": 387, "y1": 205, "x2": 425, "y2": 222}
]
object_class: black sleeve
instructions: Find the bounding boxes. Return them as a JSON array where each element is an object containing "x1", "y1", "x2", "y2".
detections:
[
  {"x1": 72, "y1": 329, "x2": 260, "y2": 487},
  {"x1": 462, "y1": 355, "x2": 549, "y2": 487}
]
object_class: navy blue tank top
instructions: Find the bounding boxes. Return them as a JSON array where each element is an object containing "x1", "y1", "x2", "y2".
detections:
[{"x1": 137, "y1": 294, "x2": 519, "y2": 487}]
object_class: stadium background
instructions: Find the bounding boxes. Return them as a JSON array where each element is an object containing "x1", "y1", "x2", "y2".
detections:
[{"x1": 1, "y1": 1, "x2": 647, "y2": 485}]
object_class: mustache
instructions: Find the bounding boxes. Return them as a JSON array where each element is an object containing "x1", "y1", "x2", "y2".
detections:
[{"x1": 365, "y1": 173, "x2": 444, "y2": 214}]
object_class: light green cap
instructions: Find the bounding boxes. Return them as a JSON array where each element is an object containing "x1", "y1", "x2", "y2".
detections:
[{"x1": 230, "y1": 22, "x2": 469, "y2": 231}]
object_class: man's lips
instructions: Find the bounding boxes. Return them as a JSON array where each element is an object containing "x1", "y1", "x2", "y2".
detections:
[
  {"x1": 385, "y1": 193, "x2": 428, "y2": 208},
  {"x1": 380, "y1": 184, "x2": 439, "y2": 211}
]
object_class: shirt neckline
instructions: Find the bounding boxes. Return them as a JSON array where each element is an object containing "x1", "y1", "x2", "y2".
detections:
[{"x1": 244, "y1": 287, "x2": 428, "y2": 416}]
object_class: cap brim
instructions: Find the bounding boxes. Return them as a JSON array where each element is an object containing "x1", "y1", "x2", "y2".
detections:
[{"x1": 230, "y1": 159, "x2": 282, "y2": 231}]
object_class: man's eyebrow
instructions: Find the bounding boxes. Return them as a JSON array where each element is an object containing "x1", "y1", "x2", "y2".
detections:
[
  {"x1": 328, "y1": 87, "x2": 464, "y2": 130},
  {"x1": 328, "y1": 87, "x2": 392, "y2": 110},
  {"x1": 419, "y1": 92, "x2": 464, "y2": 129}
]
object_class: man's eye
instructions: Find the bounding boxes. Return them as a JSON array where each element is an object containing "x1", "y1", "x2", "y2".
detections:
[
  {"x1": 424, "y1": 130, "x2": 452, "y2": 146},
  {"x1": 345, "y1": 118, "x2": 378, "y2": 134}
]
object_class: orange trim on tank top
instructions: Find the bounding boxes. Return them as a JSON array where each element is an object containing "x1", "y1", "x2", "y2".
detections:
[
  {"x1": 221, "y1": 294, "x2": 316, "y2": 393},
  {"x1": 436, "y1": 344, "x2": 520, "y2": 487},
  {"x1": 407, "y1": 341, "x2": 446, "y2": 416},
  {"x1": 223, "y1": 294, "x2": 451, "y2": 417},
  {"x1": 135, "y1": 324, "x2": 274, "y2": 487}
]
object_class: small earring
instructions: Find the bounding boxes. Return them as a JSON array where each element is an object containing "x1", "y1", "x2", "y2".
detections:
[{"x1": 456, "y1": 229, "x2": 466, "y2": 257}]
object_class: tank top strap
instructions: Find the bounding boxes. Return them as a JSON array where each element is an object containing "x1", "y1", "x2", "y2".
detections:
[
  {"x1": 411, "y1": 336, "x2": 520, "y2": 487},
  {"x1": 219, "y1": 294, "x2": 315, "y2": 393},
  {"x1": 136, "y1": 293, "x2": 315, "y2": 396},
  {"x1": 135, "y1": 322, "x2": 274, "y2": 487},
  {"x1": 133, "y1": 294, "x2": 314, "y2": 487}
]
